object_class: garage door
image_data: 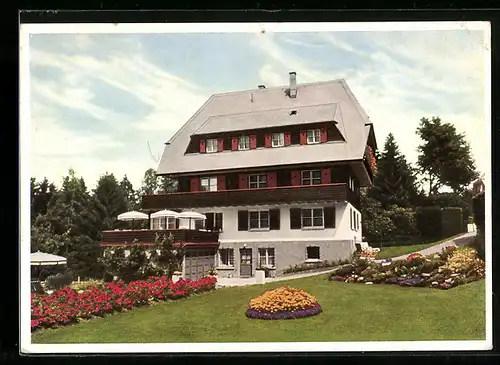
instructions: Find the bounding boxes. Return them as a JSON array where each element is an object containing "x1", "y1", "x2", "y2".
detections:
[{"x1": 184, "y1": 249, "x2": 216, "y2": 281}]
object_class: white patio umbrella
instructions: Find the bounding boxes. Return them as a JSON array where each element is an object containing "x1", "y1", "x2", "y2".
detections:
[
  {"x1": 117, "y1": 210, "x2": 149, "y2": 229},
  {"x1": 31, "y1": 251, "x2": 67, "y2": 281},
  {"x1": 151, "y1": 210, "x2": 180, "y2": 230},
  {"x1": 31, "y1": 251, "x2": 67, "y2": 266},
  {"x1": 178, "y1": 211, "x2": 207, "y2": 230}
]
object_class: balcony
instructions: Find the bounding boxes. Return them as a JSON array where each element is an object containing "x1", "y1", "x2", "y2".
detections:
[
  {"x1": 100, "y1": 229, "x2": 220, "y2": 246},
  {"x1": 142, "y1": 183, "x2": 351, "y2": 210}
]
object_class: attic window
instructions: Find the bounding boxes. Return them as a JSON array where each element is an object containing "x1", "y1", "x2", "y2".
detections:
[{"x1": 290, "y1": 110, "x2": 297, "y2": 115}]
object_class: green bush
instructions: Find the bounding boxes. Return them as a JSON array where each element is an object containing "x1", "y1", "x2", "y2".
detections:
[
  {"x1": 441, "y1": 207, "x2": 464, "y2": 237},
  {"x1": 472, "y1": 192, "x2": 485, "y2": 234},
  {"x1": 469, "y1": 234, "x2": 485, "y2": 261},
  {"x1": 416, "y1": 206, "x2": 442, "y2": 239},
  {"x1": 388, "y1": 206, "x2": 419, "y2": 236},
  {"x1": 46, "y1": 271, "x2": 73, "y2": 290}
]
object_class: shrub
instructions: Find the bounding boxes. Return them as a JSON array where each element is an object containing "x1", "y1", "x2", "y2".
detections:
[
  {"x1": 472, "y1": 191, "x2": 485, "y2": 234},
  {"x1": 469, "y1": 234, "x2": 485, "y2": 261},
  {"x1": 388, "y1": 206, "x2": 419, "y2": 237},
  {"x1": 415, "y1": 206, "x2": 442, "y2": 239},
  {"x1": 46, "y1": 271, "x2": 73, "y2": 290},
  {"x1": 245, "y1": 287, "x2": 321, "y2": 320},
  {"x1": 441, "y1": 207, "x2": 464, "y2": 237},
  {"x1": 282, "y1": 260, "x2": 336, "y2": 275}
]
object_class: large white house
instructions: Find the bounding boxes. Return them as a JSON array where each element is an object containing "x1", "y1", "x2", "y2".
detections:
[{"x1": 101, "y1": 72, "x2": 378, "y2": 280}]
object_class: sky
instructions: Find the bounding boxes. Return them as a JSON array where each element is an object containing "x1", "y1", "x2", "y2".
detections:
[{"x1": 26, "y1": 24, "x2": 489, "y2": 190}]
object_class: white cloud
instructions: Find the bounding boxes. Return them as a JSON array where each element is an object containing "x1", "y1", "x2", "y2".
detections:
[
  {"x1": 253, "y1": 30, "x2": 488, "y2": 176},
  {"x1": 28, "y1": 35, "x2": 208, "y2": 190}
]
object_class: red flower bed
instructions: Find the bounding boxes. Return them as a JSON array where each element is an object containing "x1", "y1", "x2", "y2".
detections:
[{"x1": 31, "y1": 276, "x2": 217, "y2": 332}]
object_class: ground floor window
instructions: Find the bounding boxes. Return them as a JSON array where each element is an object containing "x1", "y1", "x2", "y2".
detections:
[
  {"x1": 218, "y1": 248, "x2": 234, "y2": 267},
  {"x1": 258, "y1": 248, "x2": 275, "y2": 267},
  {"x1": 306, "y1": 246, "x2": 320, "y2": 260}
]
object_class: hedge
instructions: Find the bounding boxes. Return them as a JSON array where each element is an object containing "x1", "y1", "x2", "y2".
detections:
[
  {"x1": 441, "y1": 207, "x2": 463, "y2": 238},
  {"x1": 472, "y1": 191, "x2": 485, "y2": 234},
  {"x1": 415, "y1": 206, "x2": 442, "y2": 240}
]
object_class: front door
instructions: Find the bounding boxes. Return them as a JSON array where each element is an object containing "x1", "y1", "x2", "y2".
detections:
[{"x1": 240, "y1": 248, "x2": 252, "y2": 277}]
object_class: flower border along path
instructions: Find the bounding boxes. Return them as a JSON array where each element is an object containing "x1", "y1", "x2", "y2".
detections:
[{"x1": 31, "y1": 276, "x2": 217, "y2": 332}]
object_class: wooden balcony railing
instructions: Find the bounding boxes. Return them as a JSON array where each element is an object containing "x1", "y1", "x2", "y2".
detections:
[
  {"x1": 141, "y1": 183, "x2": 350, "y2": 210},
  {"x1": 101, "y1": 229, "x2": 220, "y2": 245}
]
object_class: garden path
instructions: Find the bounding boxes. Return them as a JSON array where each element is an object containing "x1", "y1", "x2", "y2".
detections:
[{"x1": 375, "y1": 231, "x2": 477, "y2": 263}]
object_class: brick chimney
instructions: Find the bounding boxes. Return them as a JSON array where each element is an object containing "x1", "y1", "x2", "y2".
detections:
[{"x1": 289, "y1": 72, "x2": 297, "y2": 98}]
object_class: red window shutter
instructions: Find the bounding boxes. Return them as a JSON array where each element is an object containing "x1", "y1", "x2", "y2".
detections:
[
  {"x1": 250, "y1": 135, "x2": 257, "y2": 149},
  {"x1": 199, "y1": 140, "x2": 206, "y2": 153},
  {"x1": 267, "y1": 172, "x2": 277, "y2": 188},
  {"x1": 265, "y1": 134, "x2": 272, "y2": 148},
  {"x1": 218, "y1": 138, "x2": 224, "y2": 152},
  {"x1": 320, "y1": 127, "x2": 328, "y2": 143},
  {"x1": 291, "y1": 171, "x2": 301, "y2": 186},
  {"x1": 190, "y1": 178, "x2": 200, "y2": 192},
  {"x1": 321, "y1": 168, "x2": 331, "y2": 184},
  {"x1": 231, "y1": 137, "x2": 238, "y2": 151},
  {"x1": 238, "y1": 174, "x2": 248, "y2": 189},
  {"x1": 217, "y1": 175, "x2": 226, "y2": 191},
  {"x1": 300, "y1": 130, "x2": 307, "y2": 145},
  {"x1": 284, "y1": 132, "x2": 291, "y2": 146}
]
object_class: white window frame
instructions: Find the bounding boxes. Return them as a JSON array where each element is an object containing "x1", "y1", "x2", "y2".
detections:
[
  {"x1": 306, "y1": 246, "x2": 321, "y2": 262},
  {"x1": 206, "y1": 139, "x2": 218, "y2": 153},
  {"x1": 258, "y1": 248, "x2": 276, "y2": 268},
  {"x1": 301, "y1": 208, "x2": 324, "y2": 229},
  {"x1": 239, "y1": 135, "x2": 250, "y2": 150},
  {"x1": 151, "y1": 217, "x2": 176, "y2": 230},
  {"x1": 272, "y1": 133, "x2": 285, "y2": 147},
  {"x1": 200, "y1": 177, "x2": 218, "y2": 192},
  {"x1": 249, "y1": 210, "x2": 270, "y2": 230},
  {"x1": 307, "y1": 129, "x2": 321, "y2": 144},
  {"x1": 194, "y1": 219, "x2": 205, "y2": 230},
  {"x1": 218, "y1": 248, "x2": 234, "y2": 267},
  {"x1": 301, "y1": 170, "x2": 322, "y2": 185},
  {"x1": 249, "y1": 174, "x2": 267, "y2": 189},
  {"x1": 349, "y1": 176, "x2": 356, "y2": 191}
]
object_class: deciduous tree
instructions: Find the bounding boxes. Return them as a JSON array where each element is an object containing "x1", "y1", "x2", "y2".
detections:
[{"x1": 416, "y1": 117, "x2": 477, "y2": 194}]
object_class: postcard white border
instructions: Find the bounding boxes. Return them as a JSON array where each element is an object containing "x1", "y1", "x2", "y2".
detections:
[{"x1": 19, "y1": 21, "x2": 492, "y2": 354}]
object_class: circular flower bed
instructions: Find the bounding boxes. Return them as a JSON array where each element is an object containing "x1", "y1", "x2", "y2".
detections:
[{"x1": 245, "y1": 286, "x2": 322, "y2": 320}]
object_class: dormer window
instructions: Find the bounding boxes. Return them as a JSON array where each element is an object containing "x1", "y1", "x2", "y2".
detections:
[
  {"x1": 307, "y1": 129, "x2": 321, "y2": 144},
  {"x1": 290, "y1": 110, "x2": 297, "y2": 115},
  {"x1": 239, "y1": 136, "x2": 250, "y2": 150},
  {"x1": 272, "y1": 133, "x2": 285, "y2": 147},
  {"x1": 206, "y1": 139, "x2": 218, "y2": 153}
]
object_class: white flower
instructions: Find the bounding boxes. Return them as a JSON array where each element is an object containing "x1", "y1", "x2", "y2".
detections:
[
  {"x1": 365, "y1": 282, "x2": 373, "y2": 285},
  {"x1": 431, "y1": 281, "x2": 438, "y2": 285},
  {"x1": 422, "y1": 273, "x2": 430, "y2": 277},
  {"x1": 445, "y1": 278, "x2": 453, "y2": 283}
]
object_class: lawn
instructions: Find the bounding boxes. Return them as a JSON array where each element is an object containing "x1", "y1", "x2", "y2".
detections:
[
  {"x1": 32, "y1": 274, "x2": 486, "y2": 343},
  {"x1": 375, "y1": 233, "x2": 466, "y2": 259}
]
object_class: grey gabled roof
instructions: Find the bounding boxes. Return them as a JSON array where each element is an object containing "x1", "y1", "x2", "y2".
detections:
[
  {"x1": 157, "y1": 78, "x2": 373, "y2": 175},
  {"x1": 193, "y1": 103, "x2": 341, "y2": 136}
]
